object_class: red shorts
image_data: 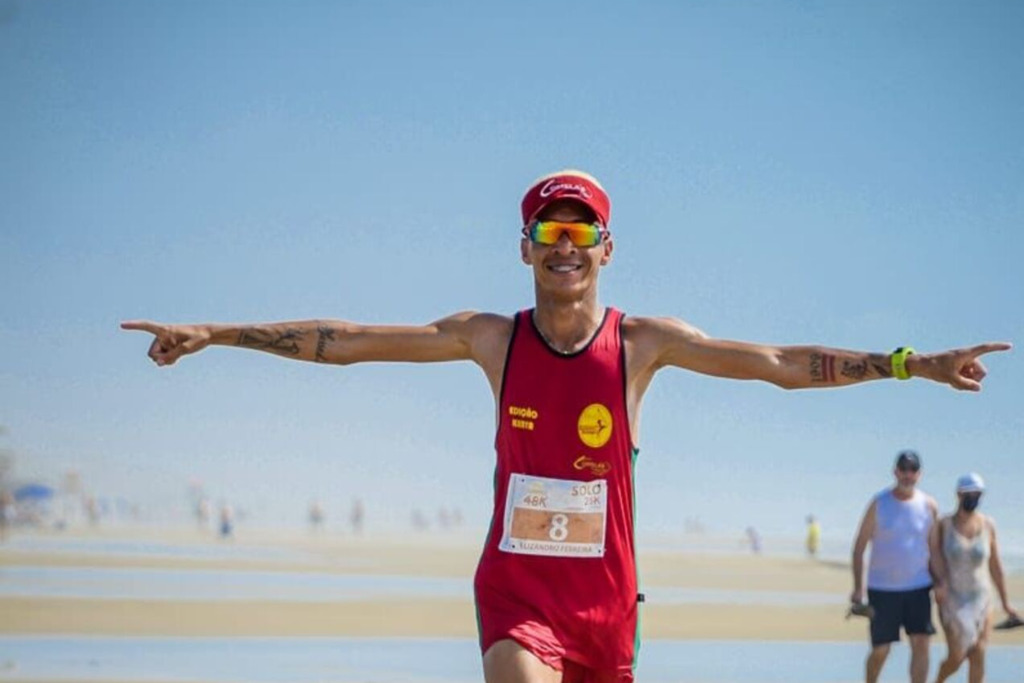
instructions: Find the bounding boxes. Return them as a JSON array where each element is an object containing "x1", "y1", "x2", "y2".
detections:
[
  {"x1": 474, "y1": 551, "x2": 639, "y2": 682},
  {"x1": 479, "y1": 610, "x2": 635, "y2": 683}
]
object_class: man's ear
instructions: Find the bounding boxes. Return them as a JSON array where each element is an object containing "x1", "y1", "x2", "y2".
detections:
[
  {"x1": 599, "y1": 238, "x2": 614, "y2": 265},
  {"x1": 520, "y1": 238, "x2": 531, "y2": 264}
]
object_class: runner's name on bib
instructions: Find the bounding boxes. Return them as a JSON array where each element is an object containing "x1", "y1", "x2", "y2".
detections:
[{"x1": 499, "y1": 473, "x2": 607, "y2": 557}]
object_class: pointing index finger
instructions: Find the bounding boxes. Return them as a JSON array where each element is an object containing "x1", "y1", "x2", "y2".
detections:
[
  {"x1": 121, "y1": 320, "x2": 162, "y2": 334},
  {"x1": 969, "y1": 342, "x2": 1013, "y2": 357}
]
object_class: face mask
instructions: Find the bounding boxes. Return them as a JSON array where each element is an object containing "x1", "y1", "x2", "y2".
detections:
[{"x1": 961, "y1": 495, "x2": 981, "y2": 512}]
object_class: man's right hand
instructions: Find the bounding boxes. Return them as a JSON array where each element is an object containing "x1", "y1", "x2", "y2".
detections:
[
  {"x1": 850, "y1": 589, "x2": 865, "y2": 605},
  {"x1": 121, "y1": 321, "x2": 212, "y2": 366}
]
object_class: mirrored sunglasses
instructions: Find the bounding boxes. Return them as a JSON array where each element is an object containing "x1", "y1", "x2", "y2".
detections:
[{"x1": 526, "y1": 221, "x2": 606, "y2": 247}]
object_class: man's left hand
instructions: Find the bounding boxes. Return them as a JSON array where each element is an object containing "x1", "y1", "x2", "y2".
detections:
[{"x1": 909, "y1": 343, "x2": 1012, "y2": 391}]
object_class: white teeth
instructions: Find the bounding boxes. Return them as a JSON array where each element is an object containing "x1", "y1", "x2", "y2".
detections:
[{"x1": 550, "y1": 264, "x2": 579, "y2": 272}]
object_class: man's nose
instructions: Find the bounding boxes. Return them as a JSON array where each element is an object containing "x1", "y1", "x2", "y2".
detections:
[{"x1": 552, "y1": 231, "x2": 576, "y2": 253}]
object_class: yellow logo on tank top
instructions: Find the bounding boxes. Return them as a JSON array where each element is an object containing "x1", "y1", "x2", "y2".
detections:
[
  {"x1": 508, "y1": 405, "x2": 538, "y2": 431},
  {"x1": 577, "y1": 403, "x2": 613, "y2": 448}
]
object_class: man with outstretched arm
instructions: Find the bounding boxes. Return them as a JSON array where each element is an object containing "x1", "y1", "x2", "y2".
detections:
[{"x1": 123, "y1": 169, "x2": 1010, "y2": 683}]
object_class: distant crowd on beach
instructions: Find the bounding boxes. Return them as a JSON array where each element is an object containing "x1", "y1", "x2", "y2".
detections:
[
  {"x1": 184, "y1": 492, "x2": 466, "y2": 540},
  {"x1": 0, "y1": 476, "x2": 467, "y2": 542}
]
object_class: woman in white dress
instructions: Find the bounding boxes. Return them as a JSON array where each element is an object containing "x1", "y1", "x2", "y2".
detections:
[{"x1": 930, "y1": 473, "x2": 1020, "y2": 683}]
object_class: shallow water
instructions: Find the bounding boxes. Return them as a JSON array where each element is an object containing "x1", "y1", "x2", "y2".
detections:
[
  {"x1": 0, "y1": 565, "x2": 467, "y2": 601},
  {"x1": 4, "y1": 535, "x2": 328, "y2": 564},
  {"x1": 0, "y1": 566, "x2": 842, "y2": 605},
  {"x1": 1, "y1": 636, "x2": 1022, "y2": 682},
  {"x1": 12, "y1": 533, "x2": 1023, "y2": 576}
]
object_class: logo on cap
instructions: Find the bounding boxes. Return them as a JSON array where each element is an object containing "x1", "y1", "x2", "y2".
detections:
[
  {"x1": 521, "y1": 170, "x2": 611, "y2": 228},
  {"x1": 539, "y1": 179, "x2": 593, "y2": 200}
]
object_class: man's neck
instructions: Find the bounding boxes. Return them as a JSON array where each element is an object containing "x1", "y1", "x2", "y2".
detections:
[
  {"x1": 531, "y1": 297, "x2": 605, "y2": 355},
  {"x1": 892, "y1": 486, "x2": 916, "y2": 501}
]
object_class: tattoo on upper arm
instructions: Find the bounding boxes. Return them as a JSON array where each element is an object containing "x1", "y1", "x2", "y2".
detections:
[
  {"x1": 872, "y1": 362, "x2": 892, "y2": 378},
  {"x1": 810, "y1": 353, "x2": 836, "y2": 382},
  {"x1": 841, "y1": 359, "x2": 869, "y2": 380},
  {"x1": 237, "y1": 328, "x2": 305, "y2": 355},
  {"x1": 314, "y1": 324, "x2": 336, "y2": 363}
]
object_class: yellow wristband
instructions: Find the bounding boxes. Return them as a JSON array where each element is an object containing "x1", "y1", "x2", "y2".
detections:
[{"x1": 891, "y1": 346, "x2": 916, "y2": 380}]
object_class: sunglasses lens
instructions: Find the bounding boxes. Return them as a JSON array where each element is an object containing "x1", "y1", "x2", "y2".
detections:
[{"x1": 529, "y1": 222, "x2": 602, "y2": 247}]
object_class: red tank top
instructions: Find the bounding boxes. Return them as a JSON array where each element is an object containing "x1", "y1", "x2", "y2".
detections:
[{"x1": 474, "y1": 307, "x2": 639, "y2": 668}]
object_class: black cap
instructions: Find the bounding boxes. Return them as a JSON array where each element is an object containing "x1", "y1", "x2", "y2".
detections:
[{"x1": 895, "y1": 450, "x2": 921, "y2": 470}]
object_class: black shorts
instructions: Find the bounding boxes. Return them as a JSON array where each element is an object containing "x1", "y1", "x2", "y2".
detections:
[{"x1": 867, "y1": 586, "x2": 936, "y2": 645}]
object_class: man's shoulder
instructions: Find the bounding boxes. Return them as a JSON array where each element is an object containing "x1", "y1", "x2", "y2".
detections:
[
  {"x1": 620, "y1": 313, "x2": 688, "y2": 327},
  {"x1": 443, "y1": 310, "x2": 514, "y2": 330},
  {"x1": 861, "y1": 493, "x2": 881, "y2": 517},
  {"x1": 621, "y1": 314, "x2": 705, "y2": 341},
  {"x1": 436, "y1": 311, "x2": 515, "y2": 352},
  {"x1": 915, "y1": 489, "x2": 939, "y2": 510},
  {"x1": 473, "y1": 311, "x2": 515, "y2": 325}
]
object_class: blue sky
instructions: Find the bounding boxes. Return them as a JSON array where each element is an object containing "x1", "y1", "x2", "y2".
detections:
[{"x1": 2, "y1": 1, "x2": 1022, "y2": 550}]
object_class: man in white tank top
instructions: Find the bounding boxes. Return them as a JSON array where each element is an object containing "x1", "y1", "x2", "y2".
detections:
[{"x1": 851, "y1": 450, "x2": 940, "y2": 683}]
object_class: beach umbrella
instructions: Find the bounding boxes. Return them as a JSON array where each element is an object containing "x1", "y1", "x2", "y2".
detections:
[{"x1": 14, "y1": 483, "x2": 54, "y2": 501}]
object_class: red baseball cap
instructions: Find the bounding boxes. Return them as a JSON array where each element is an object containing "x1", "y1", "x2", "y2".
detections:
[{"x1": 520, "y1": 169, "x2": 611, "y2": 228}]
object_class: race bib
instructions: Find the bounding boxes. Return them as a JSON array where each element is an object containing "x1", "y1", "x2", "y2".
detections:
[{"x1": 499, "y1": 473, "x2": 607, "y2": 557}]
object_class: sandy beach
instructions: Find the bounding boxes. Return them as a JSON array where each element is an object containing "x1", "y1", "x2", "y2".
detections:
[{"x1": 2, "y1": 526, "x2": 1022, "y2": 645}]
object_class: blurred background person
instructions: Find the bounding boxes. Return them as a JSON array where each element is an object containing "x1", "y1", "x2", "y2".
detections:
[
  {"x1": 219, "y1": 502, "x2": 234, "y2": 541},
  {"x1": 745, "y1": 526, "x2": 762, "y2": 554},
  {"x1": 0, "y1": 490, "x2": 14, "y2": 542},
  {"x1": 930, "y1": 472, "x2": 1020, "y2": 683},
  {"x1": 308, "y1": 499, "x2": 325, "y2": 532},
  {"x1": 806, "y1": 514, "x2": 821, "y2": 558},
  {"x1": 350, "y1": 498, "x2": 364, "y2": 535},
  {"x1": 195, "y1": 497, "x2": 211, "y2": 532}
]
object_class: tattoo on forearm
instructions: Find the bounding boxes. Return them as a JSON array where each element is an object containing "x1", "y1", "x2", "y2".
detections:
[
  {"x1": 237, "y1": 328, "x2": 306, "y2": 355},
  {"x1": 841, "y1": 360, "x2": 869, "y2": 380},
  {"x1": 810, "y1": 353, "x2": 836, "y2": 382},
  {"x1": 872, "y1": 363, "x2": 892, "y2": 378},
  {"x1": 314, "y1": 324, "x2": 335, "y2": 363}
]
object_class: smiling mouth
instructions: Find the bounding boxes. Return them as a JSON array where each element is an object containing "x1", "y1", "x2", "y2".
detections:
[{"x1": 547, "y1": 264, "x2": 582, "y2": 273}]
